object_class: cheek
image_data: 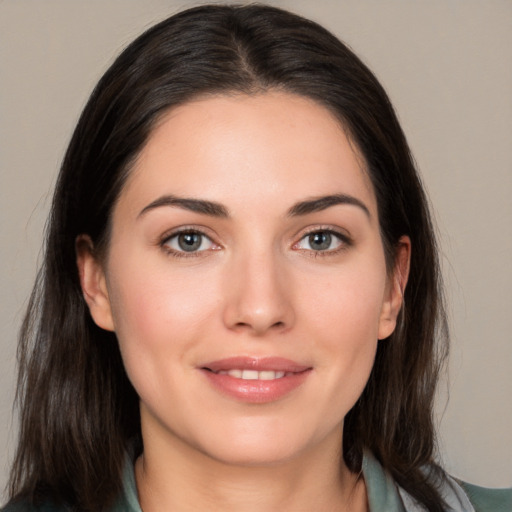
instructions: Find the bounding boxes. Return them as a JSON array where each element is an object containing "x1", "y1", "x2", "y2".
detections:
[
  {"x1": 304, "y1": 259, "x2": 387, "y2": 343},
  {"x1": 299, "y1": 258, "x2": 386, "y2": 403},
  {"x1": 105, "y1": 256, "x2": 222, "y2": 374}
]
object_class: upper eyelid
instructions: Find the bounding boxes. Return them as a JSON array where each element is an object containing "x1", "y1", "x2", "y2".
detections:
[
  {"x1": 159, "y1": 225, "x2": 217, "y2": 244},
  {"x1": 292, "y1": 227, "x2": 353, "y2": 253},
  {"x1": 294, "y1": 225, "x2": 352, "y2": 242},
  {"x1": 159, "y1": 229, "x2": 220, "y2": 257},
  {"x1": 156, "y1": 224, "x2": 352, "y2": 248}
]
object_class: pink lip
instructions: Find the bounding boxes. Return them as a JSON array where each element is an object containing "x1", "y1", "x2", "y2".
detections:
[
  {"x1": 200, "y1": 357, "x2": 312, "y2": 404},
  {"x1": 202, "y1": 356, "x2": 310, "y2": 373}
]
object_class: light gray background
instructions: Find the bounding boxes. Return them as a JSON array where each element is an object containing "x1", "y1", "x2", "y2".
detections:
[{"x1": 1, "y1": 0, "x2": 511, "y2": 498}]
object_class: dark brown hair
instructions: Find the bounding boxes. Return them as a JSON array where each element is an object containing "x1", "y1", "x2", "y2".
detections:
[{"x1": 8, "y1": 4, "x2": 448, "y2": 511}]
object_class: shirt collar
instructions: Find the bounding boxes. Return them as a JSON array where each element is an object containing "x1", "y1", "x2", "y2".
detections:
[
  {"x1": 112, "y1": 450, "x2": 434, "y2": 512},
  {"x1": 362, "y1": 450, "x2": 407, "y2": 512}
]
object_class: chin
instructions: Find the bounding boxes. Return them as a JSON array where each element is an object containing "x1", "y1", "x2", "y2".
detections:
[
  {"x1": 189, "y1": 418, "x2": 329, "y2": 468},
  {"x1": 203, "y1": 439, "x2": 306, "y2": 467}
]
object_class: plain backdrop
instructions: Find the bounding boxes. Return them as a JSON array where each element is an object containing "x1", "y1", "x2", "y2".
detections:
[{"x1": 1, "y1": 0, "x2": 511, "y2": 498}]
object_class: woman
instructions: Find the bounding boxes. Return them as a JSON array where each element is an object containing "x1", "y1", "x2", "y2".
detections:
[{"x1": 3, "y1": 4, "x2": 510, "y2": 512}]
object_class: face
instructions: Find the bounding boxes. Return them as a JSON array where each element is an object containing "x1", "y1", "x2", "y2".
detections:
[{"x1": 78, "y1": 92, "x2": 408, "y2": 468}]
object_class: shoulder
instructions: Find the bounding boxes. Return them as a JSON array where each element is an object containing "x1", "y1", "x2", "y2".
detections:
[
  {"x1": 362, "y1": 450, "x2": 512, "y2": 512},
  {"x1": 458, "y1": 481, "x2": 512, "y2": 512},
  {"x1": 1, "y1": 501, "x2": 64, "y2": 512},
  {"x1": 2, "y1": 453, "x2": 141, "y2": 512}
]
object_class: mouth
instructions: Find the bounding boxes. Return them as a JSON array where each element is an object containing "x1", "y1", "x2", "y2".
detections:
[
  {"x1": 206, "y1": 369, "x2": 290, "y2": 380},
  {"x1": 200, "y1": 357, "x2": 312, "y2": 403}
]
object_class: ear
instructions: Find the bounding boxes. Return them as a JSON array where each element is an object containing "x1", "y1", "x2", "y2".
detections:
[
  {"x1": 378, "y1": 236, "x2": 411, "y2": 340},
  {"x1": 76, "y1": 235, "x2": 115, "y2": 332}
]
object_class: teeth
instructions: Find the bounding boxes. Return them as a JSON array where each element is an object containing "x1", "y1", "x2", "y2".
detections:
[
  {"x1": 241, "y1": 369, "x2": 259, "y2": 380},
  {"x1": 220, "y1": 369, "x2": 287, "y2": 380}
]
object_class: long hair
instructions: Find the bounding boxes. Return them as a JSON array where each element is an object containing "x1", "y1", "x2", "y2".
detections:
[{"x1": 9, "y1": 4, "x2": 448, "y2": 511}]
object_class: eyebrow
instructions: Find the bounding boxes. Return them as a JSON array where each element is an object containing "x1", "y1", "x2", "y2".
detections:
[
  {"x1": 138, "y1": 193, "x2": 370, "y2": 220},
  {"x1": 287, "y1": 194, "x2": 370, "y2": 218},
  {"x1": 138, "y1": 195, "x2": 229, "y2": 218}
]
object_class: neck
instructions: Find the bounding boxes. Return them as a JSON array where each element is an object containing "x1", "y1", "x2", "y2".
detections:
[{"x1": 135, "y1": 424, "x2": 367, "y2": 512}]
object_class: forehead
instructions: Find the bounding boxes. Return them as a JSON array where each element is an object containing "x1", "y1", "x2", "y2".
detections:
[{"x1": 119, "y1": 91, "x2": 376, "y2": 218}]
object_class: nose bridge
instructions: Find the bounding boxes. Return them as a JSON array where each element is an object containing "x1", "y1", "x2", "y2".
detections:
[{"x1": 223, "y1": 242, "x2": 294, "y2": 335}]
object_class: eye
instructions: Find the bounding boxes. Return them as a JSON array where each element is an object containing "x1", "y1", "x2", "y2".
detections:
[
  {"x1": 163, "y1": 230, "x2": 216, "y2": 254},
  {"x1": 295, "y1": 230, "x2": 347, "y2": 252}
]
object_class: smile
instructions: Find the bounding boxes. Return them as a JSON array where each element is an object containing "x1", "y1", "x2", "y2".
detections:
[
  {"x1": 200, "y1": 357, "x2": 312, "y2": 403},
  {"x1": 212, "y1": 369, "x2": 288, "y2": 380}
]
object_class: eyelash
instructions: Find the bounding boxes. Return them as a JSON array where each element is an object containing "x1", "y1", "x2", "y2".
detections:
[
  {"x1": 159, "y1": 226, "x2": 352, "y2": 259},
  {"x1": 160, "y1": 227, "x2": 219, "y2": 259},
  {"x1": 293, "y1": 227, "x2": 352, "y2": 257}
]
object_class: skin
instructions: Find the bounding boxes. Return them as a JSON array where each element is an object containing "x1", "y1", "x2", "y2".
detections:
[{"x1": 77, "y1": 92, "x2": 410, "y2": 511}]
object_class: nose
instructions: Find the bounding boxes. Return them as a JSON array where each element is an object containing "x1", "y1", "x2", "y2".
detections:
[{"x1": 222, "y1": 250, "x2": 295, "y2": 336}]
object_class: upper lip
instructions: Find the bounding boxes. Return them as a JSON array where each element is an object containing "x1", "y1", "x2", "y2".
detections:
[{"x1": 201, "y1": 357, "x2": 311, "y2": 373}]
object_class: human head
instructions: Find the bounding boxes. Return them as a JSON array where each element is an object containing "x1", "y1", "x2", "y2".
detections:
[{"x1": 13, "y1": 4, "x2": 447, "y2": 508}]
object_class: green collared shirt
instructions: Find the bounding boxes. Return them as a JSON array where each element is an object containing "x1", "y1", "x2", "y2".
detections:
[
  {"x1": 110, "y1": 452, "x2": 512, "y2": 512},
  {"x1": 4, "y1": 452, "x2": 512, "y2": 511}
]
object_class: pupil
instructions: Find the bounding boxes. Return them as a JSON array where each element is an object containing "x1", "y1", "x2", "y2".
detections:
[
  {"x1": 178, "y1": 233, "x2": 201, "y2": 251},
  {"x1": 309, "y1": 232, "x2": 331, "y2": 250}
]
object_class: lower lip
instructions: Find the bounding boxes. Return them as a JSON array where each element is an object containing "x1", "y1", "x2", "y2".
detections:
[{"x1": 201, "y1": 369, "x2": 311, "y2": 403}]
